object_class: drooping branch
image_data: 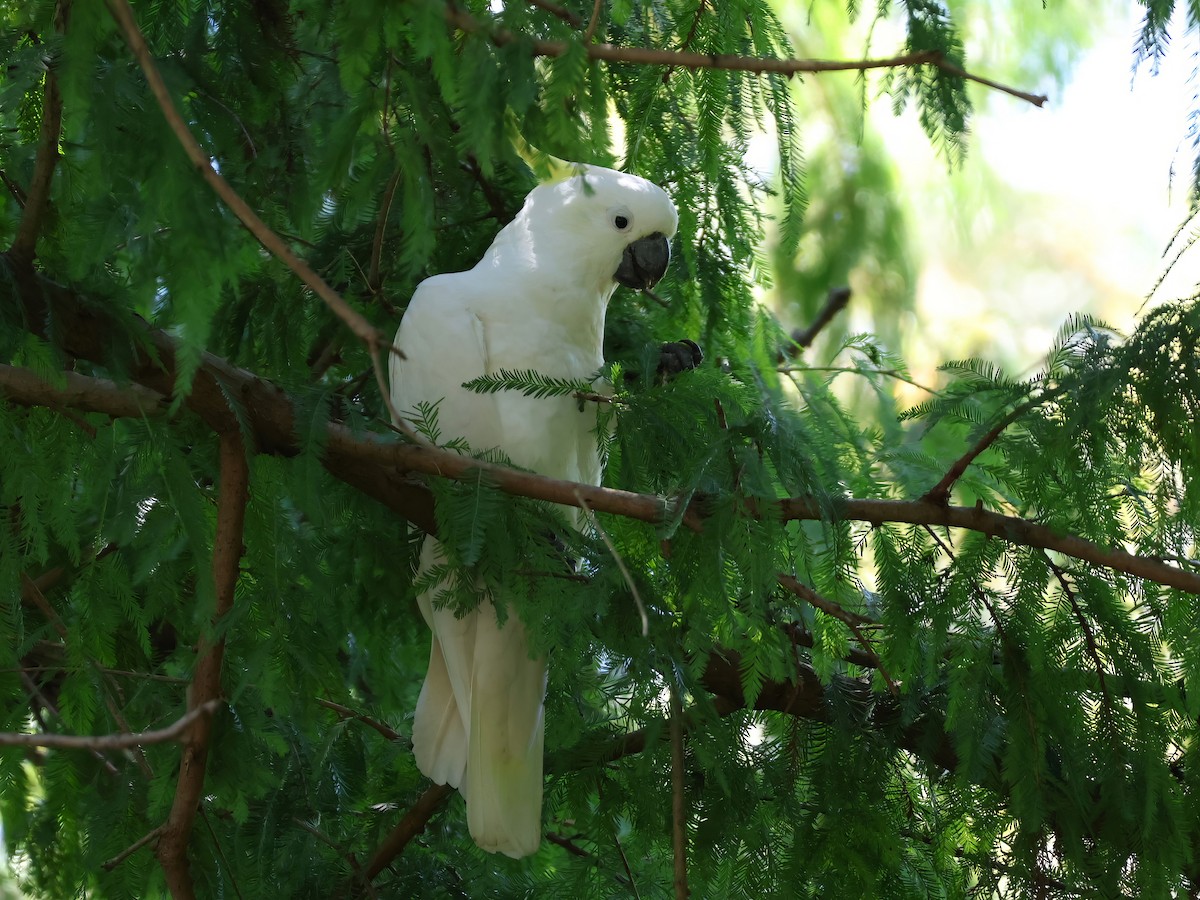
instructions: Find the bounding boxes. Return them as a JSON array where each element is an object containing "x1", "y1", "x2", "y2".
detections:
[
  {"x1": 444, "y1": 7, "x2": 1049, "y2": 107},
  {"x1": 155, "y1": 431, "x2": 249, "y2": 900},
  {"x1": 0, "y1": 699, "x2": 221, "y2": 750}
]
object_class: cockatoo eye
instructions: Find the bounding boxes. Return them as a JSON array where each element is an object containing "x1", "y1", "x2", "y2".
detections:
[{"x1": 612, "y1": 208, "x2": 633, "y2": 232}]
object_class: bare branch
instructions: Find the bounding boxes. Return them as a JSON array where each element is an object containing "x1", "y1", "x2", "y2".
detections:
[
  {"x1": 0, "y1": 699, "x2": 221, "y2": 750},
  {"x1": 103, "y1": 0, "x2": 392, "y2": 357}
]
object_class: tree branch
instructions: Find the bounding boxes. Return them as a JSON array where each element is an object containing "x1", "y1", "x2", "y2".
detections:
[
  {"x1": 444, "y1": 8, "x2": 1048, "y2": 106},
  {"x1": 0, "y1": 699, "x2": 221, "y2": 750},
  {"x1": 779, "y1": 286, "x2": 852, "y2": 360},
  {"x1": 0, "y1": 363, "x2": 168, "y2": 420},
  {"x1": 9, "y1": 1, "x2": 67, "y2": 266},
  {"x1": 103, "y1": 0, "x2": 393, "y2": 357},
  {"x1": 155, "y1": 431, "x2": 248, "y2": 900},
  {"x1": 102, "y1": 825, "x2": 165, "y2": 872},
  {"x1": 10, "y1": 272, "x2": 1200, "y2": 599},
  {"x1": 775, "y1": 574, "x2": 897, "y2": 692},
  {"x1": 361, "y1": 783, "x2": 455, "y2": 881},
  {"x1": 317, "y1": 698, "x2": 403, "y2": 743}
]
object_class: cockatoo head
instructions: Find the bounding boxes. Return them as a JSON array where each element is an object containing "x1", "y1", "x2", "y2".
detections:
[{"x1": 487, "y1": 162, "x2": 678, "y2": 298}]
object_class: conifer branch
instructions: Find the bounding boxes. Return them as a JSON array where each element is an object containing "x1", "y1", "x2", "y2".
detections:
[
  {"x1": 362, "y1": 783, "x2": 455, "y2": 881},
  {"x1": 0, "y1": 363, "x2": 168, "y2": 420},
  {"x1": 0, "y1": 699, "x2": 221, "y2": 750},
  {"x1": 1046, "y1": 556, "x2": 1110, "y2": 700},
  {"x1": 155, "y1": 431, "x2": 248, "y2": 900},
  {"x1": 102, "y1": 825, "x2": 165, "y2": 871},
  {"x1": 5, "y1": 305, "x2": 1199, "y2": 596},
  {"x1": 443, "y1": 8, "x2": 1048, "y2": 107},
  {"x1": 317, "y1": 698, "x2": 403, "y2": 743},
  {"x1": 775, "y1": 575, "x2": 897, "y2": 692},
  {"x1": 103, "y1": 0, "x2": 396, "y2": 359},
  {"x1": 922, "y1": 392, "x2": 1058, "y2": 505},
  {"x1": 8, "y1": 0, "x2": 66, "y2": 266}
]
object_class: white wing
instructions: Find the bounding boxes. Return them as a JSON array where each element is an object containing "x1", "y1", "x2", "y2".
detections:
[{"x1": 392, "y1": 272, "x2": 550, "y2": 858}]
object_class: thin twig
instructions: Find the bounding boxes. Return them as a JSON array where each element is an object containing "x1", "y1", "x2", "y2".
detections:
[
  {"x1": 317, "y1": 698, "x2": 403, "y2": 743},
  {"x1": 922, "y1": 390, "x2": 1061, "y2": 505},
  {"x1": 102, "y1": 825, "x2": 164, "y2": 871},
  {"x1": 9, "y1": 0, "x2": 66, "y2": 265},
  {"x1": 199, "y1": 807, "x2": 246, "y2": 900},
  {"x1": 294, "y1": 818, "x2": 376, "y2": 895},
  {"x1": 933, "y1": 55, "x2": 1050, "y2": 107},
  {"x1": 0, "y1": 168, "x2": 27, "y2": 206},
  {"x1": 662, "y1": 0, "x2": 707, "y2": 84},
  {"x1": 779, "y1": 365, "x2": 939, "y2": 395},
  {"x1": 775, "y1": 574, "x2": 898, "y2": 694},
  {"x1": 527, "y1": 0, "x2": 582, "y2": 27},
  {"x1": 104, "y1": 0, "x2": 394, "y2": 356},
  {"x1": 775, "y1": 573, "x2": 874, "y2": 627},
  {"x1": 583, "y1": 0, "x2": 603, "y2": 42},
  {"x1": 0, "y1": 699, "x2": 221, "y2": 750},
  {"x1": 374, "y1": 346, "x2": 428, "y2": 445},
  {"x1": 575, "y1": 489, "x2": 649, "y2": 637},
  {"x1": 19, "y1": 672, "x2": 119, "y2": 776},
  {"x1": 668, "y1": 681, "x2": 689, "y2": 900},
  {"x1": 614, "y1": 833, "x2": 642, "y2": 899},
  {"x1": 779, "y1": 286, "x2": 852, "y2": 360},
  {"x1": 444, "y1": 7, "x2": 1048, "y2": 106},
  {"x1": 368, "y1": 168, "x2": 401, "y2": 292},
  {"x1": 1046, "y1": 556, "x2": 1110, "y2": 699},
  {"x1": 546, "y1": 831, "x2": 592, "y2": 857}
]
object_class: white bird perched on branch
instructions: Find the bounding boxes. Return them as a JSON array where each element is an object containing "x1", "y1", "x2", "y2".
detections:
[{"x1": 390, "y1": 151, "x2": 678, "y2": 857}]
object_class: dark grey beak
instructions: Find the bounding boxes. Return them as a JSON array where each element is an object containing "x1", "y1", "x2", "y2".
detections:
[{"x1": 615, "y1": 232, "x2": 671, "y2": 290}]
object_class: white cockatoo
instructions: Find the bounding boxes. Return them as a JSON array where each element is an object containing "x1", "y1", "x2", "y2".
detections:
[{"x1": 390, "y1": 155, "x2": 678, "y2": 858}]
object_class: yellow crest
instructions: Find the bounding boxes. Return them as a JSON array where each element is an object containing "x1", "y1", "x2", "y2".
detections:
[{"x1": 506, "y1": 113, "x2": 582, "y2": 184}]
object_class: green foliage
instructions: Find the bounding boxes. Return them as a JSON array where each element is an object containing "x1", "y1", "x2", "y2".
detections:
[{"x1": 2, "y1": 1, "x2": 1200, "y2": 898}]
